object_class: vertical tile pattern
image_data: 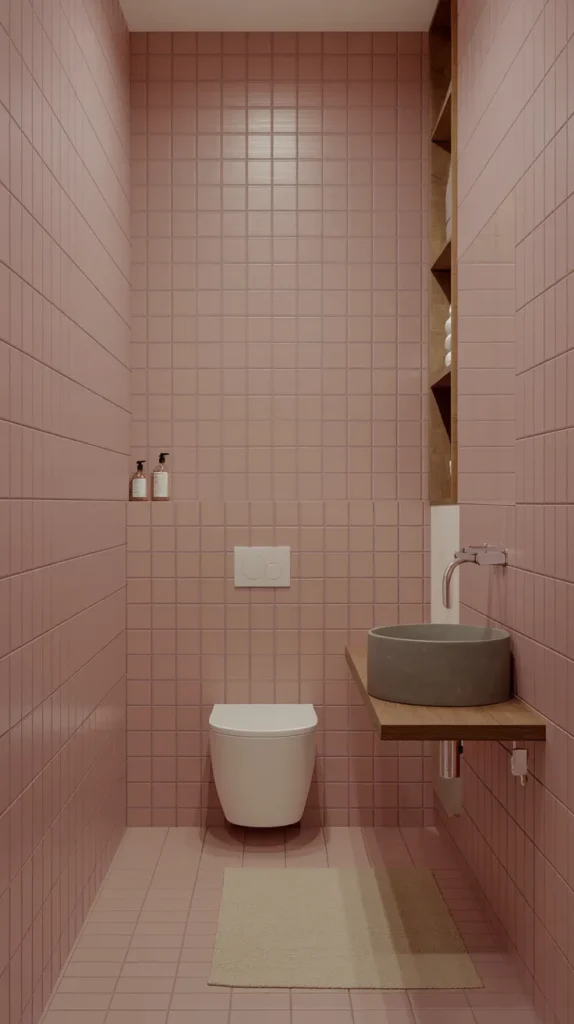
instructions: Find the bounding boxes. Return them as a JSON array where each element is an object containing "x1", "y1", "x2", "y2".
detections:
[
  {"x1": 441, "y1": 2, "x2": 574, "y2": 1022},
  {"x1": 128, "y1": 31, "x2": 431, "y2": 828},
  {"x1": 0, "y1": 1, "x2": 131, "y2": 1022}
]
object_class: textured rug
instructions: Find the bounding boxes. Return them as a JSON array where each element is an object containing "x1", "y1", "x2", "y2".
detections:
[{"x1": 209, "y1": 867, "x2": 482, "y2": 989}]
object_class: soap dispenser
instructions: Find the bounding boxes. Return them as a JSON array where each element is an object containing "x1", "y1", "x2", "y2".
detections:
[
  {"x1": 130, "y1": 460, "x2": 148, "y2": 501},
  {"x1": 152, "y1": 453, "x2": 170, "y2": 501}
]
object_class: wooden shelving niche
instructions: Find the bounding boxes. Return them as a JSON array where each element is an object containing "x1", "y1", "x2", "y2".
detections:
[{"x1": 429, "y1": 0, "x2": 457, "y2": 505}]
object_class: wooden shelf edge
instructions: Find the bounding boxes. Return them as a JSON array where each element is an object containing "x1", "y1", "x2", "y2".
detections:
[
  {"x1": 430, "y1": 0, "x2": 452, "y2": 34},
  {"x1": 429, "y1": 497, "x2": 458, "y2": 508},
  {"x1": 430, "y1": 366, "x2": 451, "y2": 389},
  {"x1": 431, "y1": 238, "x2": 452, "y2": 274},
  {"x1": 431, "y1": 83, "x2": 452, "y2": 149},
  {"x1": 345, "y1": 648, "x2": 547, "y2": 742}
]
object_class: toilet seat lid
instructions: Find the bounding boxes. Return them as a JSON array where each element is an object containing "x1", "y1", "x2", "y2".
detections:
[{"x1": 209, "y1": 704, "x2": 318, "y2": 737}]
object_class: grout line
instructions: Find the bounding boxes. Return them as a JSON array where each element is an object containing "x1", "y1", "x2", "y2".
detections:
[
  {"x1": 0, "y1": 329, "x2": 131, "y2": 414},
  {"x1": 42, "y1": 825, "x2": 157, "y2": 1017},
  {"x1": 2, "y1": 541, "x2": 126, "y2": 584},
  {"x1": 1, "y1": 215, "x2": 131, "y2": 339},
  {"x1": 1, "y1": 628, "x2": 126, "y2": 829},
  {"x1": 0, "y1": 578, "x2": 126, "y2": 681},
  {"x1": 0, "y1": 413, "x2": 130, "y2": 457},
  {"x1": 102, "y1": 826, "x2": 171, "y2": 1022},
  {"x1": 150, "y1": 825, "x2": 205, "y2": 1024}
]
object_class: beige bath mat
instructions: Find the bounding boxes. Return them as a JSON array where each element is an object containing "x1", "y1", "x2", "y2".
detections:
[{"x1": 209, "y1": 868, "x2": 482, "y2": 990}]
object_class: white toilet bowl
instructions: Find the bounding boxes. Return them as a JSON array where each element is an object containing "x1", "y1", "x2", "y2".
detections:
[{"x1": 209, "y1": 704, "x2": 318, "y2": 828}]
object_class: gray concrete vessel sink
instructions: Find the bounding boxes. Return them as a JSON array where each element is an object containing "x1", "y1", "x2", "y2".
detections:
[{"x1": 367, "y1": 624, "x2": 511, "y2": 707}]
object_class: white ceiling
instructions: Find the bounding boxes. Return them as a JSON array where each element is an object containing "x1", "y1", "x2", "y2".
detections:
[{"x1": 119, "y1": 0, "x2": 437, "y2": 33}]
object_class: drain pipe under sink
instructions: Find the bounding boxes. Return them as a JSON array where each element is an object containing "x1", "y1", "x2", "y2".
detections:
[{"x1": 439, "y1": 739, "x2": 462, "y2": 779}]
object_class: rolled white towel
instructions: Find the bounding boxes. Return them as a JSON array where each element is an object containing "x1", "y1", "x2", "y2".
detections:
[
  {"x1": 445, "y1": 350, "x2": 452, "y2": 368},
  {"x1": 445, "y1": 315, "x2": 452, "y2": 334},
  {"x1": 444, "y1": 333, "x2": 452, "y2": 352}
]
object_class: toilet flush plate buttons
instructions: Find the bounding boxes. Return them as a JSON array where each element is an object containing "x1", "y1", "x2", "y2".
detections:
[{"x1": 234, "y1": 547, "x2": 291, "y2": 588}]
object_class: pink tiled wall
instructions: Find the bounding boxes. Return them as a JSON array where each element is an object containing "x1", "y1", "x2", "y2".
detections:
[
  {"x1": 128, "y1": 31, "x2": 433, "y2": 827},
  {"x1": 0, "y1": 1, "x2": 131, "y2": 1021},
  {"x1": 441, "y1": 2, "x2": 574, "y2": 1021}
]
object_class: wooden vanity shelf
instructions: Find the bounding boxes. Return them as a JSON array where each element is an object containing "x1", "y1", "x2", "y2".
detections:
[
  {"x1": 345, "y1": 649, "x2": 547, "y2": 742},
  {"x1": 429, "y1": 0, "x2": 457, "y2": 506}
]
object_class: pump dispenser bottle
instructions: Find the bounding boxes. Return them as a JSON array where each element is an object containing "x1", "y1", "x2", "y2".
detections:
[
  {"x1": 130, "y1": 460, "x2": 148, "y2": 501},
  {"x1": 152, "y1": 453, "x2": 170, "y2": 501}
]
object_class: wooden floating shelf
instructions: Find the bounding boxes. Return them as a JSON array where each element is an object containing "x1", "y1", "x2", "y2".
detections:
[
  {"x1": 431, "y1": 238, "x2": 452, "y2": 274},
  {"x1": 345, "y1": 648, "x2": 547, "y2": 742},
  {"x1": 430, "y1": 366, "x2": 451, "y2": 389},
  {"x1": 431, "y1": 84, "x2": 452, "y2": 150}
]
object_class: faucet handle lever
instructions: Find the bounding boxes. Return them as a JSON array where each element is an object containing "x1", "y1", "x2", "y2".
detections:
[
  {"x1": 464, "y1": 544, "x2": 507, "y2": 566},
  {"x1": 454, "y1": 547, "x2": 478, "y2": 563}
]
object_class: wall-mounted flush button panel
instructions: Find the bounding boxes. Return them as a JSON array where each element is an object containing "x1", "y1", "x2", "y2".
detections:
[{"x1": 234, "y1": 547, "x2": 291, "y2": 588}]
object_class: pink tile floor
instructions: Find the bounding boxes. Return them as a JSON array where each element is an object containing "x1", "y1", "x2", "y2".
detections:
[{"x1": 40, "y1": 826, "x2": 541, "y2": 1024}]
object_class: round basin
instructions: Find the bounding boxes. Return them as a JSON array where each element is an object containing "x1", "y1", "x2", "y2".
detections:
[{"x1": 367, "y1": 623, "x2": 511, "y2": 707}]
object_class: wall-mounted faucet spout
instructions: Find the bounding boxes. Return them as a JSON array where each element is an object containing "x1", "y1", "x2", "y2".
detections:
[
  {"x1": 442, "y1": 553, "x2": 474, "y2": 609},
  {"x1": 442, "y1": 545, "x2": 508, "y2": 609}
]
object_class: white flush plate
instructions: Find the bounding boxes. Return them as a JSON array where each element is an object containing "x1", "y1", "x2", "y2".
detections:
[{"x1": 234, "y1": 547, "x2": 291, "y2": 588}]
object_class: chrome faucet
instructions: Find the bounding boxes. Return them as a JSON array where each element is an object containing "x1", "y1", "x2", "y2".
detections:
[{"x1": 442, "y1": 545, "x2": 507, "y2": 609}]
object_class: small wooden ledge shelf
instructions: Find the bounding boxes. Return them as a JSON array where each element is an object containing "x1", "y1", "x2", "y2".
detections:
[
  {"x1": 431, "y1": 84, "x2": 452, "y2": 150},
  {"x1": 345, "y1": 649, "x2": 546, "y2": 742},
  {"x1": 431, "y1": 238, "x2": 452, "y2": 275},
  {"x1": 430, "y1": 366, "x2": 451, "y2": 390}
]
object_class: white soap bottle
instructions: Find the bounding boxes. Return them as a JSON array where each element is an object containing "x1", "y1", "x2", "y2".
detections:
[
  {"x1": 130, "y1": 460, "x2": 148, "y2": 501},
  {"x1": 152, "y1": 452, "x2": 170, "y2": 501}
]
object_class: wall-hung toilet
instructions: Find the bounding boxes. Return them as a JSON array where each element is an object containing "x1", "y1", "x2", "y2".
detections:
[{"x1": 209, "y1": 704, "x2": 318, "y2": 828}]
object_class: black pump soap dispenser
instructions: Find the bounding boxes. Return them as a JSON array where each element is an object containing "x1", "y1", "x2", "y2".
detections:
[{"x1": 152, "y1": 453, "x2": 170, "y2": 501}]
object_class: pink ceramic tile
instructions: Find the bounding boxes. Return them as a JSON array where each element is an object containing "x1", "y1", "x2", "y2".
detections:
[
  {"x1": 14, "y1": 14, "x2": 568, "y2": 1023},
  {"x1": 410, "y1": 1012, "x2": 475, "y2": 1024},
  {"x1": 41, "y1": 827, "x2": 544, "y2": 1024},
  {"x1": 471, "y1": 1013, "x2": 542, "y2": 1024},
  {"x1": 291, "y1": 991, "x2": 352, "y2": 1009},
  {"x1": 4, "y1": 2, "x2": 130, "y2": 1024},
  {"x1": 446, "y1": 3, "x2": 574, "y2": 1022},
  {"x1": 229, "y1": 1014, "x2": 290, "y2": 1024},
  {"x1": 231, "y1": 991, "x2": 291, "y2": 1009},
  {"x1": 127, "y1": 29, "x2": 428, "y2": 828},
  {"x1": 351, "y1": 992, "x2": 412, "y2": 1010},
  {"x1": 353, "y1": 1015, "x2": 416, "y2": 1024},
  {"x1": 290, "y1": 1012, "x2": 353, "y2": 1024}
]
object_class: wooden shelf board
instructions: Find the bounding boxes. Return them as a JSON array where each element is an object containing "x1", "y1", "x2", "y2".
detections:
[
  {"x1": 431, "y1": 84, "x2": 452, "y2": 150},
  {"x1": 430, "y1": 366, "x2": 451, "y2": 389},
  {"x1": 345, "y1": 648, "x2": 547, "y2": 742},
  {"x1": 430, "y1": 0, "x2": 452, "y2": 33},
  {"x1": 431, "y1": 239, "x2": 452, "y2": 274}
]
